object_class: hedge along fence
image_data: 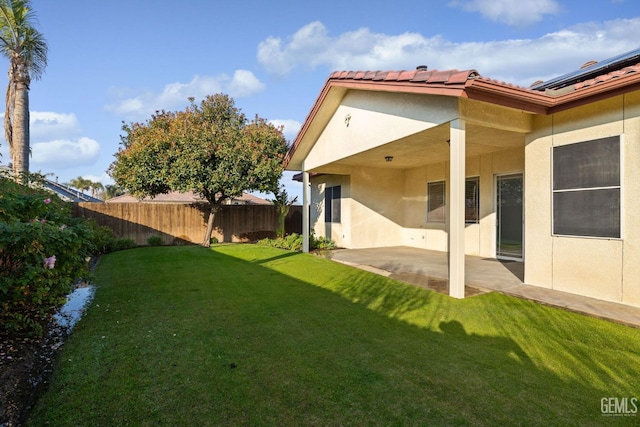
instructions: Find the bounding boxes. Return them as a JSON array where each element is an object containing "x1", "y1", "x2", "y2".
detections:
[{"x1": 72, "y1": 203, "x2": 303, "y2": 246}]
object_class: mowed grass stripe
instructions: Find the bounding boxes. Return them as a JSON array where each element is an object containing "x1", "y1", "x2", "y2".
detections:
[{"x1": 28, "y1": 245, "x2": 640, "y2": 426}]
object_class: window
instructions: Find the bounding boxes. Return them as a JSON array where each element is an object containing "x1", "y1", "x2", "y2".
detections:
[
  {"x1": 428, "y1": 181, "x2": 445, "y2": 222},
  {"x1": 465, "y1": 177, "x2": 480, "y2": 224},
  {"x1": 552, "y1": 136, "x2": 620, "y2": 238},
  {"x1": 428, "y1": 179, "x2": 479, "y2": 223},
  {"x1": 324, "y1": 185, "x2": 341, "y2": 223}
]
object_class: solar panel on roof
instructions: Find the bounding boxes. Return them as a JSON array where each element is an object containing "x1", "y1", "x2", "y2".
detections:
[{"x1": 530, "y1": 47, "x2": 640, "y2": 91}]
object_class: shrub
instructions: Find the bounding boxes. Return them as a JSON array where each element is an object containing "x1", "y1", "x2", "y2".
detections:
[
  {"x1": 113, "y1": 238, "x2": 136, "y2": 251},
  {"x1": 146, "y1": 235, "x2": 163, "y2": 246},
  {"x1": 0, "y1": 177, "x2": 97, "y2": 336},
  {"x1": 310, "y1": 234, "x2": 336, "y2": 251},
  {"x1": 257, "y1": 232, "x2": 335, "y2": 252}
]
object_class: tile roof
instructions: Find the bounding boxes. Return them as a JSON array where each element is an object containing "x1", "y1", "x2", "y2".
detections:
[
  {"x1": 328, "y1": 68, "x2": 480, "y2": 86},
  {"x1": 106, "y1": 191, "x2": 270, "y2": 205},
  {"x1": 326, "y1": 53, "x2": 640, "y2": 100},
  {"x1": 572, "y1": 63, "x2": 640, "y2": 90},
  {"x1": 285, "y1": 51, "x2": 640, "y2": 169}
]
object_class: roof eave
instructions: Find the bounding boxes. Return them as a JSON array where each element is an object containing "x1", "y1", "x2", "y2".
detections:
[
  {"x1": 284, "y1": 78, "x2": 468, "y2": 170},
  {"x1": 464, "y1": 80, "x2": 552, "y2": 114},
  {"x1": 547, "y1": 72, "x2": 640, "y2": 114}
]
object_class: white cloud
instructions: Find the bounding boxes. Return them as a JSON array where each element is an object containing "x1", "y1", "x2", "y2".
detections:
[
  {"x1": 257, "y1": 18, "x2": 640, "y2": 87},
  {"x1": 449, "y1": 0, "x2": 561, "y2": 27},
  {"x1": 30, "y1": 111, "x2": 81, "y2": 140},
  {"x1": 228, "y1": 70, "x2": 266, "y2": 98},
  {"x1": 269, "y1": 119, "x2": 301, "y2": 142},
  {"x1": 31, "y1": 137, "x2": 100, "y2": 169},
  {"x1": 106, "y1": 71, "x2": 266, "y2": 119},
  {"x1": 0, "y1": 111, "x2": 101, "y2": 172}
]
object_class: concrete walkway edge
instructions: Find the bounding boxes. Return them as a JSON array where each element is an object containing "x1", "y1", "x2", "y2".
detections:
[{"x1": 327, "y1": 247, "x2": 640, "y2": 329}]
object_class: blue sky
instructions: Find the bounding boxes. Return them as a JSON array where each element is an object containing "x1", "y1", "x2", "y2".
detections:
[{"x1": 0, "y1": 0, "x2": 638, "y2": 200}]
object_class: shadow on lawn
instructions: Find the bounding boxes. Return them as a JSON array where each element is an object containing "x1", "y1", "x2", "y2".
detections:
[
  {"x1": 29, "y1": 246, "x2": 639, "y2": 426},
  {"x1": 206, "y1": 246, "x2": 638, "y2": 425}
]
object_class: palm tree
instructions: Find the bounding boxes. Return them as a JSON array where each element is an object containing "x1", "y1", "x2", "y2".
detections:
[
  {"x1": 0, "y1": 0, "x2": 47, "y2": 182},
  {"x1": 270, "y1": 185, "x2": 298, "y2": 238},
  {"x1": 89, "y1": 181, "x2": 104, "y2": 197},
  {"x1": 103, "y1": 184, "x2": 125, "y2": 200},
  {"x1": 68, "y1": 176, "x2": 92, "y2": 193}
]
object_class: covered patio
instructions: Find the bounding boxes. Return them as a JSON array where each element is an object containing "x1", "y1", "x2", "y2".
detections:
[
  {"x1": 327, "y1": 246, "x2": 523, "y2": 296},
  {"x1": 326, "y1": 246, "x2": 640, "y2": 328}
]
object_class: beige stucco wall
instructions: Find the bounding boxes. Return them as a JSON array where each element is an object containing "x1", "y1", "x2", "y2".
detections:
[
  {"x1": 304, "y1": 91, "x2": 457, "y2": 171},
  {"x1": 401, "y1": 147, "x2": 524, "y2": 256},
  {"x1": 311, "y1": 146, "x2": 524, "y2": 255},
  {"x1": 303, "y1": 85, "x2": 640, "y2": 307},
  {"x1": 310, "y1": 167, "x2": 405, "y2": 249},
  {"x1": 622, "y1": 91, "x2": 640, "y2": 306},
  {"x1": 525, "y1": 93, "x2": 640, "y2": 306}
]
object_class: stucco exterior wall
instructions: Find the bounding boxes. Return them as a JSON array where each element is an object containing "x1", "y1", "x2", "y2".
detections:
[
  {"x1": 304, "y1": 91, "x2": 457, "y2": 171},
  {"x1": 310, "y1": 175, "x2": 350, "y2": 246},
  {"x1": 311, "y1": 146, "x2": 524, "y2": 254},
  {"x1": 401, "y1": 147, "x2": 524, "y2": 256},
  {"x1": 525, "y1": 93, "x2": 640, "y2": 306},
  {"x1": 310, "y1": 167, "x2": 405, "y2": 249}
]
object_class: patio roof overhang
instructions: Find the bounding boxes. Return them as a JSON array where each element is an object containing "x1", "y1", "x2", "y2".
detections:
[{"x1": 285, "y1": 64, "x2": 640, "y2": 172}]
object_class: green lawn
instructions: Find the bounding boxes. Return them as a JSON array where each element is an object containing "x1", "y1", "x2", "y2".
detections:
[{"x1": 29, "y1": 244, "x2": 640, "y2": 426}]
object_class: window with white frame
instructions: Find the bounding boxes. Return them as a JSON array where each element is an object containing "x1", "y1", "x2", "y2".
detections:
[
  {"x1": 465, "y1": 177, "x2": 480, "y2": 224},
  {"x1": 552, "y1": 136, "x2": 621, "y2": 238},
  {"x1": 427, "y1": 181, "x2": 446, "y2": 222},
  {"x1": 428, "y1": 179, "x2": 480, "y2": 223},
  {"x1": 324, "y1": 185, "x2": 341, "y2": 223}
]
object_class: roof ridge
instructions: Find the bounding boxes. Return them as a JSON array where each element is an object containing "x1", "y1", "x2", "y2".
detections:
[{"x1": 329, "y1": 68, "x2": 480, "y2": 85}]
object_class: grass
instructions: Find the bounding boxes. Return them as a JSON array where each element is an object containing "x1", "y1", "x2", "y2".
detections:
[{"x1": 28, "y1": 244, "x2": 640, "y2": 426}]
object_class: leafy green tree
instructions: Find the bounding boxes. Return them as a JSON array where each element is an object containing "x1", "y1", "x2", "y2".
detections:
[
  {"x1": 68, "y1": 176, "x2": 92, "y2": 193},
  {"x1": 0, "y1": 0, "x2": 47, "y2": 181},
  {"x1": 101, "y1": 184, "x2": 125, "y2": 200},
  {"x1": 270, "y1": 185, "x2": 298, "y2": 238},
  {"x1": 89, "y1": 181, "x2": 104, "y2": 197},
  {"x1": 109, "y1": 94, "x2": 289, "y2": 246}
]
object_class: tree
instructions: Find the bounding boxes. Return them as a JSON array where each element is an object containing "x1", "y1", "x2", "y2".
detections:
[
  {"x1": 109, "y1": 94, "x2": 289, "y2": 246},
  {"x1": 0, "y1": 0, "x2": 47, "y2": 181},
  {"x1": 89, "y1": 181, "x2": 104, "y2": 197},
  {"x1": 270, "y1": 185, "x2": 298, "y2": 238},
  {"x1": 101, "y1": 184, "x2": 125, "y2": 200},
  {"x1": 68, "y1": 176, "x2": 92, "y2": 193}
]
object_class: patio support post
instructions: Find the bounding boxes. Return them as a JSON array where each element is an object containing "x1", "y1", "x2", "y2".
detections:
[
  {"x1": 302, "y1": 166, "x2": 310, "y2": 253},
  {"x1": 449, "y1": 119, "x2": 466, "y2": 298}
]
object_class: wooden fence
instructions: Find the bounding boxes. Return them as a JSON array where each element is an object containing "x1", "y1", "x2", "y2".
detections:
[{"x1": 72, "y1": 203, "x2": 302, "y2": 245}]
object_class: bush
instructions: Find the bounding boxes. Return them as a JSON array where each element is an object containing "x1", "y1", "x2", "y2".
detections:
[
  {"x1": 257, "y1": 232, "x2": 335, "y2": 252},
  {"x1": 0, "y1": 177, "x2": 97, "y2": 336},
  {"x1": 146, "y1": 235, "x2": 163, "y2": 246},
  {"x1": 113, "y1": 238, "x2": 136, "y2": 251}
]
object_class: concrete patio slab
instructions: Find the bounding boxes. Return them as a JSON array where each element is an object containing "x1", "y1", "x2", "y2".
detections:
[{"x1": 327, "y1": 246, "x2": 640, "y2": 328}]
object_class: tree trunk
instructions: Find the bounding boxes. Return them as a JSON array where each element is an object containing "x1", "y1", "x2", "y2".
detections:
[
  {"x1": 202, "y1": 205, "x2": 219, "y2": 247},
  {"x1": 12, "y1": 80, "x2": 29, "y2": 181}
]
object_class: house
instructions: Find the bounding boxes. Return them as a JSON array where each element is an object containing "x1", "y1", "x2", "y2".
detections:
[
  {"x1": 106, "y1": 191, "x2": 271, "y2": 205},
  {"x1": 285, "y1": 48, "x2": 640, "y2": 307},
  {"x1": 0, "y1": 165, "x2": 102, "y2": 202}
]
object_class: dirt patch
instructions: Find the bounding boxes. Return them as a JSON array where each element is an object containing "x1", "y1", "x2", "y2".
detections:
[{"x1": 0, "y1": 321, "x2": 66, "y2": 426}]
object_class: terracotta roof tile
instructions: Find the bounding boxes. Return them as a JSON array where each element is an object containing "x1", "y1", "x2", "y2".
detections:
[
  {"x1": 372, "y1": 71, "x2": 388, "y2": 81},
  {"x1": 385, "y1": 70, "x2": 401, "y2": 80},
  {"x1": 397, "y1": 70, "x2": 417, "y2": 81},
  {"x1": 329, "y1": 68, "x2": 480, "y2": 86},
  {"x1": 573, "y1": 63, "x2": 640, "y2": 90},
  {"x1": 106, "y1": 191, "x2": 269, "y2": 205}
]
